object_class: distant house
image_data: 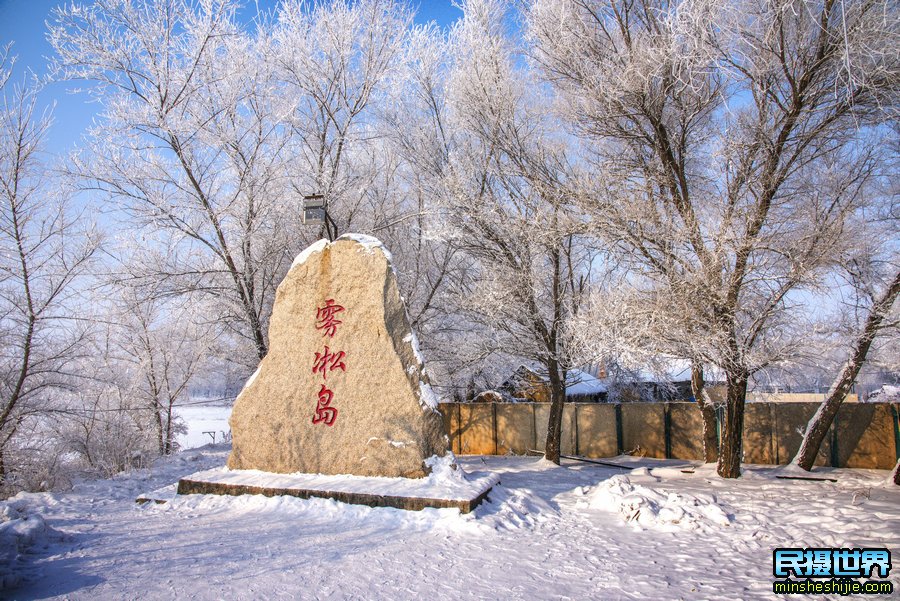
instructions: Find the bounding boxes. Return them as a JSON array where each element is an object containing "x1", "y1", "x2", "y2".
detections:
[
  {"x1": 469, "y1": 390, "x2": 506, "y2": 403},
  {"x1": 498, "y1": 366, "x2": 550, "y2": 402},
  {"x1": 494, "y1": 360, "x2": 723, "y2": 403},
  {"x1": 565, "y1": 370, "x2": 609, "y2": 402},
  {"x1": 498, "y1": 366, "x2": 608, "y2": 403},
  {"x1": 608, "y1": 364, "x2": 693, "y2": 402},
  {"x1": 605, "y1": 360, "x2": 722, "y2": 402}
]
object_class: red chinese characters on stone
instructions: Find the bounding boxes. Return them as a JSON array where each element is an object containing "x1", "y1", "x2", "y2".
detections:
[
  {"x1": 311, "y1": 346, "x2": 346, "y2": 380},
  {"x1": 311, "y1": 384, "x2": 338, "y2": 426},
  {"x1": 315, "y1": 299, "x2": 345, "y2": 338},
  {"x1": 311, "y1": 299, "x2": 348, "y2": 426}
]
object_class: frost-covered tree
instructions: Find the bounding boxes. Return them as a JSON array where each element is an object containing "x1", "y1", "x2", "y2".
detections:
[
  {"x1": 0, "y1": 50, "x2": 99, "y2": 489},
  {"x1": 113, "y1": 288, "x2": 210, "y2": 456},
  {"x1": 375, "y1": 23, "x2": 482, "y2": 397},
  {"x1": 570, "y1": 284, "x2": 722, "y2": 460},
  {"x1": 794, "y1": 267, "x2": 899, "y2": 470},
  {"x1": 49, "y1": 0, "x2": 437, "y2": 370},
  {"x1": 57, "y1": 360, "x2": 158, "y2": 478},
  {"x1": 269, "y1": 0, "x2": 414, "y2": 238},
  {"x1": 57, "y1": 273, "x2": 214, "y2": 473},
  {"x1": 49, "y1": 0, "x2": 296, "y2": 362},
  {"x1": 528, "y1": 0, "x2": 899, "y2": 477},
  {"x1": 794, "y1": 177, "x2": 900, "y2": 470},
  {"x1": 437, "y1": 0, "x2": 592, "y2": 463}
]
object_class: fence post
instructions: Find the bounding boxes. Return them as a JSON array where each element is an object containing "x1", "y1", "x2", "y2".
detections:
[
  {"x1": 574, "y1": 404, "x2": 580, "y2": 457},
  {"x1": 458, "y1": 402, "x2": 462, "y2": 454},
  {"x1": 492, "y1": 402, "x2": 498, "y2": 456},
  {"x1": 769, "y1": 403, "x2": 777, "y2": 466},
  {"x1": 892, "y1": 403, "x2": 900, "y2": 463},
  {"x1": 663, "y1": 403, "x2": 672, "y2": 459},
  {"x1": 615, "y1": 403, "x2": 623, "y2": 455}
]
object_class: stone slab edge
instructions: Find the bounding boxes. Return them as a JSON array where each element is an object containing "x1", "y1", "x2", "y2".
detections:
[
  {"x1": 174, "y1": 475, "x2": 498, "y2": 514},
  {"x1": 136, "y1": 483, "x2": 177, "y2": 505}
]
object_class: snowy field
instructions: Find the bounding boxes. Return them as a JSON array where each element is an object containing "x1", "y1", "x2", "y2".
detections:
[
  {"x1": 2, "y1": 446, "x2": 898, "y2": 600},
  {"x1": 174, "y1": 404, "x2": 233, "y2": 450}
]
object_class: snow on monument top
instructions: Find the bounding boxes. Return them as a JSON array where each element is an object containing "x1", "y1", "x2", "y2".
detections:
[
  {"x1": 228, "y1": 235, "x2": 447, "y2": 478},
  {"x1": 290, "y1": 238, "x2": 329, "y2": 269},
  {"x1": 291, "y1": 234, "x2": 392, "y2": 270}
]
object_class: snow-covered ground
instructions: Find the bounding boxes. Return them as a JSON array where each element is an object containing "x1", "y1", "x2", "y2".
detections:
[
  {"x1": 2, "y1": 448, "x2": 898, "y2": 600},
  {"x1": 174, "y1": 404, "x2": 232, "y2": 450}
]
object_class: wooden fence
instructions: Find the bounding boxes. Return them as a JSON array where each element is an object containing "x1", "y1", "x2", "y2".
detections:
[{"x1": 436, "y1": 402, "x2": 900, "y2": 470}]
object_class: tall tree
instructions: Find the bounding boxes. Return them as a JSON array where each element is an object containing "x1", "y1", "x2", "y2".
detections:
[
  {"x1": 794, "y1": 232, "x2": 900, "y2": 470},
  {"x1": 528, "y1": 0, "x2": 899, "y2": 477},
  {"x1": 0, "y1": 50, "x2": 99, "y2": 487},
  {"x1": 50, "y1": 0, "x2": 295, "y2": 362},
  {"x1": 113, "y1": 288, "x2": 211, "y2": 456},
  {"x1": 270, "y1": 0, "x2": 414, "y2": 238},
  {"x1": 440, "y1": 0, "x2": 591, "y2": 463}
]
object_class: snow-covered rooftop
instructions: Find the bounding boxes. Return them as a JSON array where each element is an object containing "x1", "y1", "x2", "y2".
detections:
[{"x1": 565, "y1": 369, "x2": 608, "y2": 396}]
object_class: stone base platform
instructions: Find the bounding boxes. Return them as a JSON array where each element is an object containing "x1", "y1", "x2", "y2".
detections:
[
  {"x1": 136, "y1": 483, "x2": 177, "y2": 505},
  {"x1": 168, "y1": 467, "x2": 498, "y2": 513}
]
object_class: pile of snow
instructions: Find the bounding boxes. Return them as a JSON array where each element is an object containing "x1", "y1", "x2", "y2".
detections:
[
  {"x1": 477, "y1": 487, "x2": 557, "y2": 531},
  {"x1": 424, "y1": 452, "x2": 468, "y2": 486},
  {"x1": 585, "y1": 473, "x2": 732, "y2": 532},
  {"x1": 0, "y1": 494, "x2": 65, "y2": 588},
  {"x1": 426, "y1": 453, "x2": 556, "y2": 531}
]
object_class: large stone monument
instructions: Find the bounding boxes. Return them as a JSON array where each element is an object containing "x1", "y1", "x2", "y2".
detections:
[{"x1": 227, "y1": 234, "x2": 448, "y2": 478}]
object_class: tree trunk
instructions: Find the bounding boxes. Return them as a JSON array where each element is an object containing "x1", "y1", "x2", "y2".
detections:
[
  {"x1": 691, "y1": 363, "x2": 719, "y2": 463},
  {"x1": 543, "y1": 236, "x2": 567, "y2": 465},
  {"x1": 169, "y1": 134, "x2": 268, "y2": 360},
  {"x1": 717, "y1": 373, "x2": 748, "y2": 478},
  {"x1": 794, "y1": 269, "x2": 900, "y2": 471},
  {"x1": 154, "y1": 399, "x2": 164, "y2": 456},
  {"x1": 544, "y1": 361, "x2": 566, "y2": 465},
  {"x1": 164, "y1": 403, "x2": 175, "y2": 455}
]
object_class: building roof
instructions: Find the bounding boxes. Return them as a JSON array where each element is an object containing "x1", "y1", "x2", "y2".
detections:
[
  {"x1": 565, "y1": 369, "x2": 608, "y2": 396},
  {"x1": 501, "y1": 365, "x2": 608, "y2": 396}
]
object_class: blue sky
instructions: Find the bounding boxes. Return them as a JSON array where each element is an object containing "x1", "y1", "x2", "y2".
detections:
[{"x1": 0, "y1": 0, "x2": 463, "y2": 155}]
